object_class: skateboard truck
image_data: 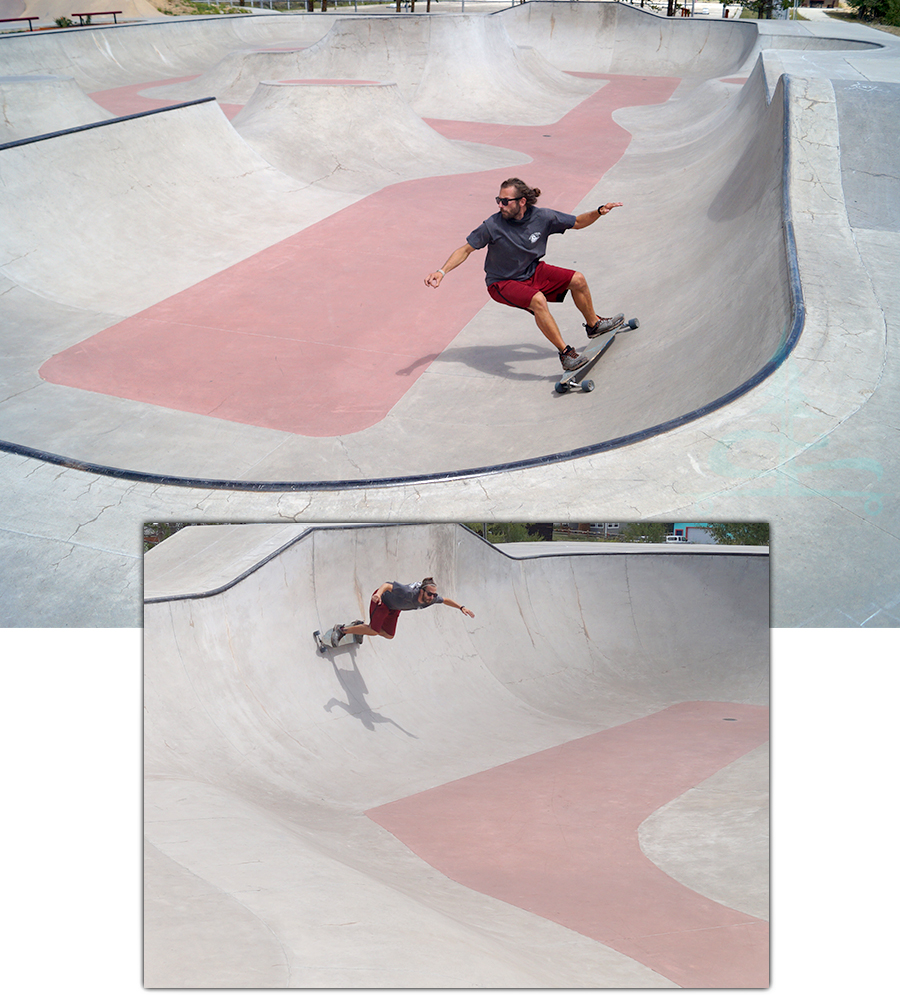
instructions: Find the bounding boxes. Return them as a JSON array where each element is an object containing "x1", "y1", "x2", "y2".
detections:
[
  {"x1": 314, "y1": 620, "x2": 365, "y2": 652},
  {"x1": 555, "y1": 317, "x2": 639, "y2": 394}
]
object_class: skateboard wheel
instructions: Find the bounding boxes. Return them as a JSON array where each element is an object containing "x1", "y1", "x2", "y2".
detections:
[
  {"x1": 628, "y1": 317, "x2": 639, "y2": 329},
  {"x1": 581, "y1": 379, "x2": 595, "y2": 392},
  {"x1": 555, "y1": 381, "x2": 569, "y2": 394}
]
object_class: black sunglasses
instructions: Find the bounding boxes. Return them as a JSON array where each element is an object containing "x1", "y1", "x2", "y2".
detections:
[{"x1": 496, "y1": 196, "x2": 522, "y2": 206}]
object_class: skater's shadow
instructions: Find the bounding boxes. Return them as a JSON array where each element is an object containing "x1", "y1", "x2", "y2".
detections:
[
  {"x1": 398, "y1": 343, "x2": 551, "y2": 382},
  {"x1": 321, "y1": 652, "x2": 417, "y2": 737}
]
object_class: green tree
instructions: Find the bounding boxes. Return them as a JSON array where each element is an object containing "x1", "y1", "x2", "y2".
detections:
[
  {"x1": 465, "y1": 523, "x2": 546, "y2": 544},
  {"x1": 728, "y1": 0, "x2": 788, "y2": 18},
  {"x1": 143, "y1": 522, "x2": 189, "y2": 552},
  {"x1": 845, "y1": 0, "x2": 900, "y2": 24},
  {"x1": 619, "y1": 522, "x2": 669, "y2": 543},
  {"x1": 705, "y1": 523, "x2": 770, "y2": 546}
]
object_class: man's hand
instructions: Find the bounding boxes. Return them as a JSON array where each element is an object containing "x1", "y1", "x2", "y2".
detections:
[
  {"x1": 424, "y1": 244, "x2": 474, "y2": 288},
  {"x1": 573, "y1": 203, "x2": 623, "y2": 230}
]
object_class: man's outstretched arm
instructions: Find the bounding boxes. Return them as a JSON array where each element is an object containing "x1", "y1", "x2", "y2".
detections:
[
  {"x1": 572, "y1": 202, "x2": 623, "y2": 230},
  {"x1": 425, "y1": 243, "x2": 476, "y2": 287},
  {"x1": 443, "y1": 597, "x2": 475, "y2": 618}
]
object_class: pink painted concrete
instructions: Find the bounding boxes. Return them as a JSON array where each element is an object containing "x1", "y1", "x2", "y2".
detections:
[
  {"x1": 40, "y1": 75, "x2": 677, "y2": 436},
  {"x1": 366, "y1": 701, "x2": 769, "y2": 989},
  {"x1": 91, "y1": 78, "x2": 245, "y2": 122},
  {"x1": 90, "y1": 77, "x2": 204, "y2": 118}
]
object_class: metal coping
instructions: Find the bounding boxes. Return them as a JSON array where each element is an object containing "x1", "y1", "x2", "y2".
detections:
[{"x1": 0, "y1": 96, "x2": 217, "y2": 151}]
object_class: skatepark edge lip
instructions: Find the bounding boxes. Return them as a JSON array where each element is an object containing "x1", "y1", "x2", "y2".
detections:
[{"x1": 142, "y1": 522, "x2": 770, "y2": 604}]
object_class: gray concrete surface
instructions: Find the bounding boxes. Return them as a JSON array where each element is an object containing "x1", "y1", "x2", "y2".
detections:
[
  {"x1": 143, "y1": 522, "x2": 769, "y2": 988},
  {"x1": 145, "y1": 14, "x2": 600, "y2": 121},
  {"x1": 638, "y1": 741, "x2": 769, "y2": 922},
  {"x1": 1, "y1": 4, "x2": 899, "y2": 626},
  {"x1": 0, "y1": 74, "x2": 111, "y2": 141},
  {"x1": 231, "y1": 79, "x2": 528, "y2": 189},
  {"x1": 834, "y1": 78, "x2": 900, "y2": 231}
]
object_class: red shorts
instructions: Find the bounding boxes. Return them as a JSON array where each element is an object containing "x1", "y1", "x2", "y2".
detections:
[
  {"x1": 488, "y1": 261, "x2": 576, "y2": 313},
  {"x1": 370, "y1": 597, "x2": 400, "y2": 637}
]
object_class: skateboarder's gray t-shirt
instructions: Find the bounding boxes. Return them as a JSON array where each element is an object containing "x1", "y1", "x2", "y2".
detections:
[
  {"x1": 466, "y1": 206, "x2": 576, "y2": 286},
  {"x1": 383, "y1": 582, "x2": 444, "y2": 611}
]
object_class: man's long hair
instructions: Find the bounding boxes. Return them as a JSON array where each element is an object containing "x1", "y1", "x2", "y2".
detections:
[{"x1": 501, "y1": 178, "x2": 541, "y2": 207}]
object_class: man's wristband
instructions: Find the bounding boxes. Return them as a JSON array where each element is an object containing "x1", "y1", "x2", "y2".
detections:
[{"x1": 437, "y1": 268, "x2": 446, "y2": 276}]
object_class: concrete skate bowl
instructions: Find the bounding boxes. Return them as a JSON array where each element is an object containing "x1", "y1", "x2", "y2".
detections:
[
  {"x1": 144, "y1": 522, "x2": 770, "y2": 988},
  {"x1": 0, "y1": 13, "x2": 342, "y2": 91},
  {"x1": 500, "y1": 1, "x2": 884, "y2": 76},
  {"x1": 0, "y1": 5, "x2": 865, "y2": 488},
  {"x1": 142, "y1": 14, "x2": 600, "y2": 123}
]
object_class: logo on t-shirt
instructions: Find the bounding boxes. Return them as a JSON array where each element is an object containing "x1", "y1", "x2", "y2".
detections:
[{"x1": 529, "y1": 232, "x2": 542, "y2": 244}]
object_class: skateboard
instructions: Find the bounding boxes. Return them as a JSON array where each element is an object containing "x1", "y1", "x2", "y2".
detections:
[
  {"x1": 314, "y1": 620, "x2": 365, "y2": 652},
  {"x1": 555, "y1": 317, "x2": 639, "y2": 394}
]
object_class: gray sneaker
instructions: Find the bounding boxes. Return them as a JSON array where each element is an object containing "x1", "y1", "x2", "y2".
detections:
[
  {"x1": 585, "y1": 313, "x2": 624, "y2": 338},
  {"x1": 560, "y1": 345, "x2": 588, "y2": 371}
]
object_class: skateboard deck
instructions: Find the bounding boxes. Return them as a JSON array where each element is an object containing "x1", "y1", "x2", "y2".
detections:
[
  {"x1": 555, "y1": 317, "x2": 639, "y2": 394},
  {"x1": 314, "y1": 620, "x2": 364, "y2": 652}
]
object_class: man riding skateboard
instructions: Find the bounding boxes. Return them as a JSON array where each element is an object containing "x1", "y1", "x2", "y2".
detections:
[
  {"x1": 424, "y1": 178, "x2": 624, "y2": 370},
  {"x1": 331, "y1": 578, "x2": 474, "y2": 643}
]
